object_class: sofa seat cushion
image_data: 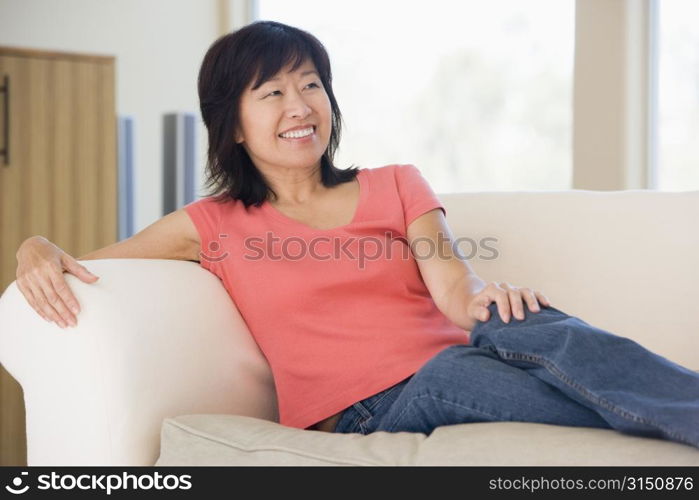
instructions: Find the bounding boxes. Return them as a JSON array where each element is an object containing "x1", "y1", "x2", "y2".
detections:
[{"x1": 155, "y1": 414, "x2": 699, "y2": 466}]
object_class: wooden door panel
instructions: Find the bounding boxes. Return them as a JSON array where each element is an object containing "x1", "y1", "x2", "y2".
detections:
[
  {"x1": 74, "y1": 61, "x2": 100, "y2": 257},
  {"x1": 0, "y1": 53, "x2": 40, "y2": 467},
  {"x1": 0, "y1": 49, "x2": 117, "y2": 466},
  {"x1": 51, "y1": 58, "x2": 78, "y2": 254},
  {"x1": 97, "y1": 61, "x2": 117, "y2": 247}
]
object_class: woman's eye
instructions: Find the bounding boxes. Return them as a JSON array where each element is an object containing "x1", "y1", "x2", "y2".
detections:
[{"x1": 265, "y1": 82, "x2": 320, "y2": 98}]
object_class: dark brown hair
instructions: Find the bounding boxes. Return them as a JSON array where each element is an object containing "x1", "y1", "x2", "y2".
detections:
[{"x1": 197, "y1": 20, "x2": 359, "y2": 208}]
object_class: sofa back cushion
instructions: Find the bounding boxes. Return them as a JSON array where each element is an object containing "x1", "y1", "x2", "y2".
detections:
[{"x1": 440, "y1": 190, "x2": 699, "y2": 370}]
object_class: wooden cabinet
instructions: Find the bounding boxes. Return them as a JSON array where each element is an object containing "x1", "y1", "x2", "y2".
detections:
[{"x1": 0, "y1": 47, "x2": 117, "y2": 466}]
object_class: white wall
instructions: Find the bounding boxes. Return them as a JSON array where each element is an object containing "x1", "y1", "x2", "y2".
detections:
[{"x1": 0, "y1": 0, "x2": 220, "y2": 232}]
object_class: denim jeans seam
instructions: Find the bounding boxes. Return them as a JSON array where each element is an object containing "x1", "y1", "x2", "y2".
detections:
[
  {"x1": 339, "y1": 410, "x2": 366, "y2": 434},
  {"x1": 386, "y1": 393, "x2": 502, "y2": 433},
  {"x1": 495, "y1": 348, "x2": 691, "y2": 444},
  {"x1": 338, "y1": 404, "x2": 367, "y2": 434},
  {"x1": 341, "y1": 385, "x2": 399, "y2": 434},
  {"x1": 352, "y1": 401, "x2": 372, "y2": 420},
  {"x1": 358, "y1": 419, "x2": 370, "y2": 435},
  {"x1": 365, "y1": 382, "x2": 404, "y2": 412}
]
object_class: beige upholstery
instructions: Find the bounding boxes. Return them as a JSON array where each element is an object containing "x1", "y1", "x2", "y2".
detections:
[
  {"x1": 1, "y1": 189, "x2": 698, "y2": 465},
  {"x1": 156, "y1": 415, "x2": 699, "y2": 466}
]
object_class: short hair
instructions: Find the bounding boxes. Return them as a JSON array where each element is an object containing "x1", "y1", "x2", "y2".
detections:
[{"x1": 197, "y1": 20, "x2": 359, "y2": 208}]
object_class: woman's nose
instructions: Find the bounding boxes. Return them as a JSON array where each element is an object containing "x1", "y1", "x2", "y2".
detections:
[{"x1": 285, "y1": 93, "x2": 312, "y2": 119}]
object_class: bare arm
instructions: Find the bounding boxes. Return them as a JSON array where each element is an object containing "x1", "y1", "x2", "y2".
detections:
[
  {"x1": 16, "y1": 208, "x2": 202, "y2": 329},
  {"x1": 406, "y1": 208, "x2": 486, "y2": 331},
  {"x1": 78, "y1": 208, "x2": 201, "y2": 262},
  {"x1": 407, "y1": 208, "x2": 551, "y2": 330}
]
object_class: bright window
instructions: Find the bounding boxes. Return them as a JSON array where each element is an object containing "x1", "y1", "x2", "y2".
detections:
[
  {"x1": 255, "y1": 0, "x2": 574, "y2": 193},
  {"x1": 657, "y1": 0, "x2": 699, "y2": 190}
]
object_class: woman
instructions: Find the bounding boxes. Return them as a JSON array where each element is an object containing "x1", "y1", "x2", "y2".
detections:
[{"x1": 15, "y1": 21, "x2": 699, "y2": 447}]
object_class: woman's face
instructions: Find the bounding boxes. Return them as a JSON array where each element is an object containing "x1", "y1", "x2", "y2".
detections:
[{"x1": 235, "y1": 58, "x2": 332, "y2": 175}]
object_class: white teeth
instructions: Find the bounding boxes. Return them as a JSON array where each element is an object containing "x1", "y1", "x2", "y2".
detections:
[{"x1": 280, "y1": 126, "x2": 314, "y2": 139}]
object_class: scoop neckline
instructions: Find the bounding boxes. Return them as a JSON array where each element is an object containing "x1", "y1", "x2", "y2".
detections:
[{"x1": 261, "y1": 168, "x2": 368, "y2": 232}]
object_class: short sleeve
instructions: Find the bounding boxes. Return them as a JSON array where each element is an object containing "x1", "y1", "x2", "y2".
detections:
[
  {"x1": 394, "y1": 164, "x2": 446, "y2": 227},
  {"x1": 183, "y1": 197, "x2": 224, "y2": 277}
]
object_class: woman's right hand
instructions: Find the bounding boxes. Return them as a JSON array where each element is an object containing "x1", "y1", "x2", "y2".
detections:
[{"x1": 15, "y1": 236, "x2": 100, "y2": 329}]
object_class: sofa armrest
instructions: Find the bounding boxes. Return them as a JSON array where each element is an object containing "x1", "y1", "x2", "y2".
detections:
[{"x1": 0, "y1": 259, "x2": 277, "y2": 465}]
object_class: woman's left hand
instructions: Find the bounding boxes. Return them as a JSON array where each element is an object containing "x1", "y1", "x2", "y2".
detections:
[{"x1": 466, "y1": 282, "x2": 551, "y2": 324}]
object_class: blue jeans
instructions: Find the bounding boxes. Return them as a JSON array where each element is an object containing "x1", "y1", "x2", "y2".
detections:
[{"x1": 333, "y1": 302, "x2": 699, "y2": 449}]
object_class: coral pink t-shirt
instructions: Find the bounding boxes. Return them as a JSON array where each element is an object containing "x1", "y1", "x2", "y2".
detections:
[{"x1": 183, "y1": 164, "x2": 469, "y2": 430}]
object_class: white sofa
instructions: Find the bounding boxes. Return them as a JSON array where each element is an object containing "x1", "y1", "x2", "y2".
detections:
[{"x1": 1, "y1": 190, "x2": 698, "y2": 466}]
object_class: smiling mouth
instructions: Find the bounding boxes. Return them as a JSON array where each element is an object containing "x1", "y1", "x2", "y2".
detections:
[{"x1": 278, "y1": 126, "x2": 316, "y2": 139}]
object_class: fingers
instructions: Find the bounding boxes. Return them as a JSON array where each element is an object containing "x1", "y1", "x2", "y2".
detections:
[
  {"x1": 505, "y1": 285, "x2": 554, "y2": 320},
  {"x1": 16, "y1": 281, "x2": 51, "y2": 323},
  {"x1": 520, "y1": 288, "x2": 542, "y2": 317},
  {"x1": 493, "y1": 288, "x2": 512, "y2": 323},
  {"x1": 48, "y1": 273, "x2": 79, "y2": 326},
  {"x1": 534, "y1": 290, "x2": 551, "y2": 307},
  {"x1": 62, "y1": 254, "x2": 99, "y2": 284},
  {"x1": 28, "y1": 271, "x2": 77, "y2": 328},
  {"x1": 23, "y1": 278, "x2": 66, "y2": 327},
  {"x1": 477, "y1": 283, "x2": 552, "y2": 324},
  {"x1": 525, "y1": 289, "x2": 541, "y2": 312},
  {"x1": 473, "y1": 284, "x2": 511, "y2": 323},
  {"x1": 15, "y1": 240, "x2": 97, "y2": 329},
  {"x1": 474, "y1": 294, "x2": 492, "y2": 322}
]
